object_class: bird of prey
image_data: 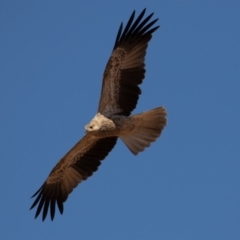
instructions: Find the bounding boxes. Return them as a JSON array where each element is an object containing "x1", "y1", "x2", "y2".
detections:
[{"x1": 30, "y1": 8, "x2": 167, "y2": 221}]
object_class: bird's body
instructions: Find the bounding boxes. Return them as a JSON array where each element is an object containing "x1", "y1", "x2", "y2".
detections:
[{"x1": 30, "y1": 9, "x2": 167, "y2": 221}]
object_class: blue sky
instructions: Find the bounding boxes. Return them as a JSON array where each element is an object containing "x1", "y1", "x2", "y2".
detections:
[{"x1": 1, "y1": 0, "x2": 240, "y2": 239}]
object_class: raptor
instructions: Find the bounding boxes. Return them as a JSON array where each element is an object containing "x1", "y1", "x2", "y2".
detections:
[{"x1": 30, "y1": 8, "x2": 167, "y2": 221}]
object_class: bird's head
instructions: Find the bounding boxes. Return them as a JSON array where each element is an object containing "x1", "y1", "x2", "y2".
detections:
[
  {"x1": 85, "y1": 113, "x2": 115, "y2": 134},
  {"x1": 85, "y1": 113, "x2": 106, "y2": 132},
  {"x1": 85, "y1": 119, "x2": 100, "y2": 132}
]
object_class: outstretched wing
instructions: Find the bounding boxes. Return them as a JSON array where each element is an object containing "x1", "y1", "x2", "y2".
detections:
[
  {"x1": 98, "y1": 9, "x2": 159, "y2": 117},
  {"x1": 30, "y1": 135, "x2": 117, "y2": 221}
]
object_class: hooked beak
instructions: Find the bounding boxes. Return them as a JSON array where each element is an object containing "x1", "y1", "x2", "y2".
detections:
[{"x1": 84, "y1": 124, "x2": 89, "y2": 132}]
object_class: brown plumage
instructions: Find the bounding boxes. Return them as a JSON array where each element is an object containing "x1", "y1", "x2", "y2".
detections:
[{"x1": 30, "y1": 8, "x2": 167, "y2": 221}]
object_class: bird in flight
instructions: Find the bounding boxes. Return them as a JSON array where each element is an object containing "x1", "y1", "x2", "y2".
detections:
[{"x1": 30, "y1": 8, "x2": 167, "y2": 221}]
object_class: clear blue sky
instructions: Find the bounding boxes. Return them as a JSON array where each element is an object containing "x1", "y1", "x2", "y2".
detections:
[{"x1": 1, "y1": 1, "x2": 240, "y2": 239}]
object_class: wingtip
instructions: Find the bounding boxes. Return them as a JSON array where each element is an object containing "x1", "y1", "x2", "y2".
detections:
[
  {"x1": 141, "y1": 8, "x2": 147, "y2": 14},
  {"x1": 131, "y1": 9, "x2": 136, "y2": 16},
  {"x1": 31, "y1": 184, "x2": 43, "y2": 198}
]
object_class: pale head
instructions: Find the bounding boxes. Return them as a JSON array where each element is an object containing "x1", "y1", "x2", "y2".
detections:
[
  {"x1": 85, "y1": 119, "x2": 100, "y2": 132},
  {"x1": 84, "y1": 113, "x2": 115, "y2": 133}
]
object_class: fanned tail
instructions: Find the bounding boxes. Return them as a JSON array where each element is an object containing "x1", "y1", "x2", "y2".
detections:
[{"x1": 120, "y1": 107, "x2": 167, "y2": 155}]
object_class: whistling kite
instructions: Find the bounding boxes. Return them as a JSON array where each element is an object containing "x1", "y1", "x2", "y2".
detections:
[{"x1": 30, "y1": 9, "x2": 167, "y2": 221}]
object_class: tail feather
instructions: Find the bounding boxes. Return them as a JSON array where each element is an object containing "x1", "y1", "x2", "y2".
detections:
[{"x1": 120, "y1": 107, "x2": 167, "y2": 155}]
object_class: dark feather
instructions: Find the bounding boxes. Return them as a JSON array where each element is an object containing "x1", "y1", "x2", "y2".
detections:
[
  {"x1": 98, "y1": 9, "x2": 159, "y2": 116},
  {"x1": 30, "y1": 135, "x2": 117, "y2": 221}
]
